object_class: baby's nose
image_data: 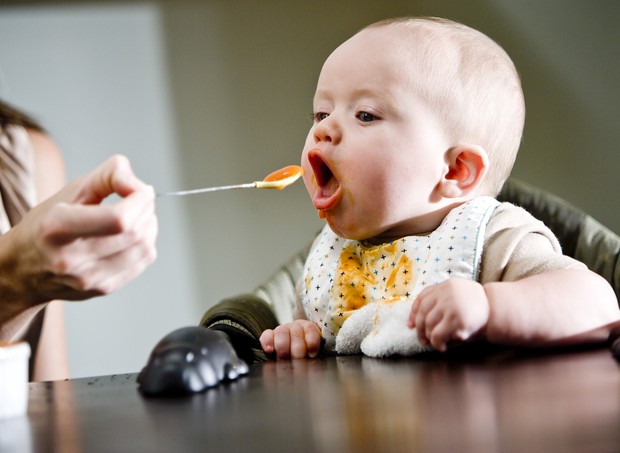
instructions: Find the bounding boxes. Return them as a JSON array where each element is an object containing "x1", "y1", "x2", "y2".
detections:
[{"x1": 313, "y1": 116, "x2": 341, "y2": 144}]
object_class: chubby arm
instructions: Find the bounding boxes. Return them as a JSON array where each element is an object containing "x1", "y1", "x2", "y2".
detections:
[
  {"x1": 410, "y1": 268, "x2": 619, "y2": 351},
  {"x1": 484, "y1": 268, "x2": 618, "y2": 345}
]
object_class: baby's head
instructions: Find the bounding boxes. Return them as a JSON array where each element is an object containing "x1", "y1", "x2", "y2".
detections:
[
  {"x1": 368, "y1": 17, "x2": 525, "y2": 194},
  {"x1": 302, "y1": 17, "x2": 525, "y2": 242}
]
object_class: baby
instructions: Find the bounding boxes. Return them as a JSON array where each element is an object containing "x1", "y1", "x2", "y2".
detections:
[{"x1": 259, "y1": 17, "x2": 619, "y2": 359}]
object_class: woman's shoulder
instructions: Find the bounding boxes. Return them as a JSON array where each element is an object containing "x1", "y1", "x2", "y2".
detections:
[{"x1": 26, "y1": 128, "x2": 66, "y2": 202}]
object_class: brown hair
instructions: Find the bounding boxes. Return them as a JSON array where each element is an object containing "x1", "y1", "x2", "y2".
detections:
[{"x1": 0, "y1": 99, "x2": 44, "y2": 132}]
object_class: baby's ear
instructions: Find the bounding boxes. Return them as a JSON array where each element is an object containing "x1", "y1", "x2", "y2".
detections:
[{"x1": 438, "y1": 145, "x2": 488, "y2": 198}]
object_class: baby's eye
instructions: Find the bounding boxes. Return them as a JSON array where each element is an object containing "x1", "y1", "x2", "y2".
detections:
[
  {"x1": 356, "y1": 111, "x2": 376, "y2": 122},
  {"x1": 313, "y1": 112, "x2": 329, "y2": 122}
]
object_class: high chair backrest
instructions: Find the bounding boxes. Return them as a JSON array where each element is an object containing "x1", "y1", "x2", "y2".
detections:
[{"x1": 498, "y1": 179, "x2": 620, "y2": 302}]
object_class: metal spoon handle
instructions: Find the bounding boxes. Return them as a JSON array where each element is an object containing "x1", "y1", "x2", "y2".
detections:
[{"x1": 157, "y1": 182, "x2": 257, "y2": 197}]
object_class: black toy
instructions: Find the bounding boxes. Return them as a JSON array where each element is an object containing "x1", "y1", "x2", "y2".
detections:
[{"x1": 137, "y1": 326, "x2": 249, "y2": 396}]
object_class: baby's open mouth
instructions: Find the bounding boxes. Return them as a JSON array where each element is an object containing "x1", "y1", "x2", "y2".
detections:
[{"x1": 308, "y1": 149, "x2": 342, "y2": 210}]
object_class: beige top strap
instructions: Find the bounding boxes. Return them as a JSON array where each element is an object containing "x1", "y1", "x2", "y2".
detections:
[{"x1": 0, "y1": 124, "x2": 37, "y2": 233}]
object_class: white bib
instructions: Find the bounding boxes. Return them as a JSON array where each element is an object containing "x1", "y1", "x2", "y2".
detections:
[{"x1": 301, "y1": 197, "x2": 500, "y2": 356}]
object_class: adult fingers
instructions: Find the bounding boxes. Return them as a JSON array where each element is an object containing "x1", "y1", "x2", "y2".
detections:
[
  {"x1": 42, "y1": 187, "x2": 155, "y2": 246},
  {"x1": 81, "y1": 155, "x2": 150, "y2": 203},
  {"x1": 87, "y1": 218, "x2": 158, "y2": 291},
  {"x1": 44, "y1": 220, "x2": 158, "y2": 298},
  {"x1": 42, "y1": 204, "x2": 125, "y2": 245},
  {"x1": 79, "y1": 189, "x2": 158, "y2": 258}
]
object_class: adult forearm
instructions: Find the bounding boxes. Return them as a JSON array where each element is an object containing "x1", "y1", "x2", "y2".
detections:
[
  {"x1": 484, "y1": 269, "x2": 619, "y2": 346},
  {"x1": 0, "y1": 229, "x2": 48, "y2": 337}
]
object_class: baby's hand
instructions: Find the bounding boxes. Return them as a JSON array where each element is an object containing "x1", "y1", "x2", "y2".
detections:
[
  {"x1": 259, "y1": 320, "x2": 322, "y2": 360},
  {"x1": 408, "y1": 278, "x2": 489, "y2": 351}
]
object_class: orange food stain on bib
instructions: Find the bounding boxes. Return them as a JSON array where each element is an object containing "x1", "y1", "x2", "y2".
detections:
[{"x1": 330, "y1": 241, "x2": 413, "y2": 329}]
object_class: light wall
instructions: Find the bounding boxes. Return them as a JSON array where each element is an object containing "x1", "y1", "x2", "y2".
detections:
[{"x1": 0, "y1": 0, "x2": 618, "y2": 378}]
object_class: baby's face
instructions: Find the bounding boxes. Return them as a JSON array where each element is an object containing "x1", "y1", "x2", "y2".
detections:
[{"x1": 301, "y1": 27, "x2": 452, "y2": 242}]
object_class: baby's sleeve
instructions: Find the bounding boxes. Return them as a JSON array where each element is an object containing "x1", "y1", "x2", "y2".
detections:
[{"x1": 479, "y1": 202, "x2": 586, "y2": 284}]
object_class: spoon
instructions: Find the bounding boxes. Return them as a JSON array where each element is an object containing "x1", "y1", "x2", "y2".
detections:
[{"x1": 157, "y1": 165, "x2": 304, "y2": 197}]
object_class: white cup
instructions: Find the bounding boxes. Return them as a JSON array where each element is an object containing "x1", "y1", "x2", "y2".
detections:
[{"x1": 0, "y1": 342, "x2": 31, "y2": 419}]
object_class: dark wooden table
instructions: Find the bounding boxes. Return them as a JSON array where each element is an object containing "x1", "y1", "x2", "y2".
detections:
[{"x1": 3, "y1": 345, "x2": 620, "y2": 452}]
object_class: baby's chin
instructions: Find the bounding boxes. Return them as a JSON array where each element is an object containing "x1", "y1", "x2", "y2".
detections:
[
  {"x1": 324, "y1": 216, "x2": 383, "y2": 242},
  {"x1": 332, "y1": 218, "x2": 426, "y2": 244},
  {"x1": 316, "y1": 195, "x2": 398, "y2": 241}
]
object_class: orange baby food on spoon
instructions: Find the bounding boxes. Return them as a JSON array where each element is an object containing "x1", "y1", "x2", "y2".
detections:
[{"x1": 257, "y1": 165, "x2": 304, "y2": 189}]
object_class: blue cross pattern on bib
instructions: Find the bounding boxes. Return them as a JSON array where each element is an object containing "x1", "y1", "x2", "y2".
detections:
[{"x1": 301, "y1": 196, "x2": 500, "y2": 351}]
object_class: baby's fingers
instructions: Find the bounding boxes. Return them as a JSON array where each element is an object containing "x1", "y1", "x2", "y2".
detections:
[
  {"x1": 260, "y1": 322, "x2": 321, "y2": 360},
  {"x1": 408, "y1": 299, "x2": 419, "y2": 328},
  {"x1": 259, "y1": 329, "x2": 276, "y2": 354},
  {"x1": 427, "y1": 319, "x2": 453, "y2": 352},
  {"x1": 272, "y1": 325, "x2": 293, "y2": 359},
  {"x1": 289, "y1": 322, "x2": 308, "y2": 359},
  {"x1": 303, "y1": 323, "x2": 322, "y2": 358},
  {"x1": 410, "y1": 289, "x2": 435, "y2": 342},
  {"x1": 289, "y1": 321, "x2": 322, "y2": 359}
]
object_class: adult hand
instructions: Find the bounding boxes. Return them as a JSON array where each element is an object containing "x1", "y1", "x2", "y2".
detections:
[{"x1": 0, "y1": 154, "x2": 157, "y2": 316}]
